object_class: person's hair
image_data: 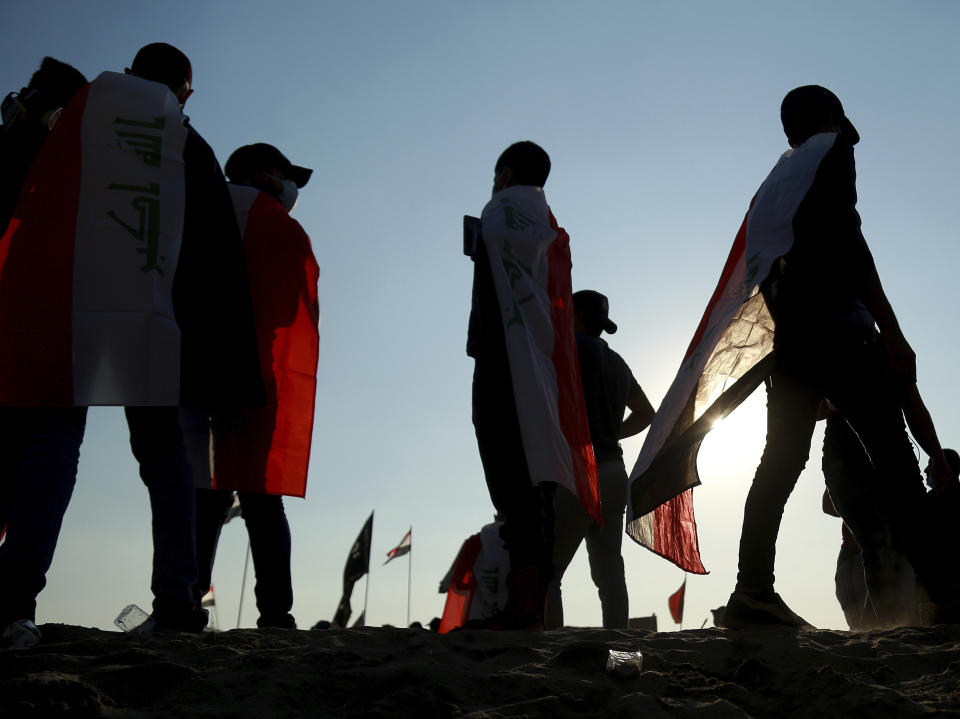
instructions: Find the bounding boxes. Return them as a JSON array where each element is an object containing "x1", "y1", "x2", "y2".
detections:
[
  {"x1": 130, "y1": 43, "x2": 192, "y2": 93},
  {"x1": 495, "y1": 141, "x2": 550, "y2": 187},
  {"x1": 944, "y1": 448, "x2": 960, "y2": 480},
  {"x1": 27, "y1": 57, "x2": 87, "y2": 110}
]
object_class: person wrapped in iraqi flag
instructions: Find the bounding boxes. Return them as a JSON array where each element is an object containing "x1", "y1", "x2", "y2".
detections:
[
  {"x1": 0, "y1": 55, "x2": 87, "y2": 552},
  {"x1": 628, "y1": 85, "x2": 955, "y2": 629},
  {"x1": 0, "y1": 43, "x2": 264, "y2": 643},
  {"x1": 182, "y1": 142, "x2": 320, "y2": 630},
  {"x1": 466, "y1": 141, "x2": 598, "y2": 629}
]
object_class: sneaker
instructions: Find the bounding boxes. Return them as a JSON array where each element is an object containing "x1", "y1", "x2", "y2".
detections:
[
  {"x1": 1, "y1": 619, "x2": 41, "y2": 648},
  {"x1": 720, "y1": 590, "x2": 813, "y2": 630}
]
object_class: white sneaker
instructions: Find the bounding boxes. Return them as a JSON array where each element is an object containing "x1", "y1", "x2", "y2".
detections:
[{"x1": 1, "y1": 619, "x2": 41, "y2": 648}]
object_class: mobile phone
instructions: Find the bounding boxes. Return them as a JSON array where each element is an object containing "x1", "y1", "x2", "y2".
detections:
[{"x1": 463, "y1": 215, "x2": 481, "y2": 257}]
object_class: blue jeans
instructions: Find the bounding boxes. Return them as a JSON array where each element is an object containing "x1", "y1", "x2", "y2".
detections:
[
  {"x1": 0, "y1": 406, "x2": 199, "y2": 626},
  {"x1": 823, "y1": 415, "x2": 917, "y2": 625}
]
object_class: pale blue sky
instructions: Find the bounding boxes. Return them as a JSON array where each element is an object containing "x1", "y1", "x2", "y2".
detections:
[{"x1": 3, "y1": 1, "x2": 959, "y2": 631}]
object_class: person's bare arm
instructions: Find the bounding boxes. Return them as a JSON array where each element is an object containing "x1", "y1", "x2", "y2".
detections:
[
  {"x1": 619, "y1": 389, "x2": 655, "y2": 439},
  {"x1": 899, "y1": 382, "x2": 954, "y2": 492}
]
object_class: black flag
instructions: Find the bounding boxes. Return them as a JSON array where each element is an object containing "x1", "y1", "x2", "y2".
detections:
[{"x1": 333, "y1": 511, "x2": 373, "y2": 627}]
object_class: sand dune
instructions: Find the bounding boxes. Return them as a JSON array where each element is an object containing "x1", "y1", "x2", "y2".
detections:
[{"x1": 3, "y1": 623, "x2": 960, "y2": 717}]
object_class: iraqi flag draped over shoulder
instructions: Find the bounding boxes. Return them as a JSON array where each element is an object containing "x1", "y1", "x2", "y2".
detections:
[
  {"x1": 625, "y1": 132, "x2": 841, "y2": 573},
  {"x1": 0, "y1": 71, "x2": 188, "y2": 406},
  {"x1": 209, "y1": 185, "x2": 320, "y2": 497},
  {"x1": 480, "y1": 186, "x2": 600, "y2": 522}
]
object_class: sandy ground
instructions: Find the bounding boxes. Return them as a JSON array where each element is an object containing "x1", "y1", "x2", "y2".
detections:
[{"x1": 3, "y1": 623, "x2": 960, "y2": 718}]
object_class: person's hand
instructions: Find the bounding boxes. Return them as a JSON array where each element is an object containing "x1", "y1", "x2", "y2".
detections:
[
  {"x1": 928, "y1": 453, "x2": 957, "y2": 496},
  {"x1": 881, "y1": 329, "x2": 917, "y2": 383}
]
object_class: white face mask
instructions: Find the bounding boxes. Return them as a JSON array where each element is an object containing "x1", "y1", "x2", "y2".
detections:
[{"x1": 267, "y1": 175, "x2": 299, "y2": 213}]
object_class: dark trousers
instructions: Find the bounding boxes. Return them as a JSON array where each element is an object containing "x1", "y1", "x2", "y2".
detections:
[
  {"x1": 194, "y1": 488, "x2": 294, "y2": 627},
  {"x1": 823, "y1": 415, "x2": 917, "y2": 625},
  {"x1": 472, "y1": 361, "x2": 555, "y2": 594},
  {"x1": 547, "y1": 459, "x2": 629, "y2": 629},
  {"x1": 737, "y1": 328, "x2": 934, "y2": 598},
  {"x1": 0, "y1": 406, "x2": 198, "y2": 625}
]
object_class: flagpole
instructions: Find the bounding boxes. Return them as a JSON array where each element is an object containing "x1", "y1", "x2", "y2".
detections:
[
  {"x1": 680, "y1": 576, "x2": 686, "y2": 631},
  {"x1": 236, "y1": 539, "x2": 251, "y2": 629},
  {"x1": 406, "y1": 526, "x2": 412, "y2": 627},
  {"x1": 362, "y1": 512, "x2": 373, "y2": 628}
]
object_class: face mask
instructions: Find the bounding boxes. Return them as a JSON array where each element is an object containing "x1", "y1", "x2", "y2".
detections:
[{"x1": 267, "y1": 175, "x2": 299, "y2": 213}]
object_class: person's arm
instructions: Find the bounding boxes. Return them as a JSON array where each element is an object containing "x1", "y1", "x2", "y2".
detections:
[
  {"x1": 858, "y1": 263, "x2": 917, "y2": 383},
  {"x1": 899, "y1": 382, "x2": 954, "y2": 493},
  {"x1": 619, "y1": 388, "x2": 655, "y2": 439}
]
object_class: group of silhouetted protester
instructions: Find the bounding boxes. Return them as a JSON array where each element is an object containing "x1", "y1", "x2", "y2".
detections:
[
  {"x1": 465, "y1": 88, "x2": 960, "y2": 633},
  {"x1": 1, "y1": 42, "x2": 956, "y2": 649},
  {"x1": 0, "y1": 43, "x2": 319, "y2": 648}
]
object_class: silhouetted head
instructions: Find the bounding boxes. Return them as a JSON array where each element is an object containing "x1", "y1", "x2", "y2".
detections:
[
  {"x1": 493, "y1": 141, "x2": 550, "y2": 193},
  {"x1": 127, "y1": 43, "x2": 193, "y2": 108},
  {"x1": 781, "y1": 85, "x2": 859, "y2": 148},
  {"x1": 573, "y1": 290, "x2": 617, "y2": 336},
  {"x1": 2, "y1": 57, "x2": 86, "y2": 131},
  {"x1": 27, "y1": 57, "x2": 87, "y2": 110},
  {"x1": 226, "y1": 143, "x2": 312, "y2": 213}
]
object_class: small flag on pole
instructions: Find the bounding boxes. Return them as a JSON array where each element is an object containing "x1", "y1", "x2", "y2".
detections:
[
  {"x1": 384, "y1": 529, "x2": 412, "y2": 564},
  {"x1": 669, "y1": 577, "x2": 686, "y2": 625}
]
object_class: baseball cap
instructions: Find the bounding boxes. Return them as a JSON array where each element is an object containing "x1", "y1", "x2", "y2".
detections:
[
  {"x1": 225, "y1": 143, "x2": 313, "y2": 188},
  {"x1": 573, "y1": 290, "x2": 617, "y2": 334},
  {"x1": 781, "y1": 85, "x2": 859, "y2": 146}
]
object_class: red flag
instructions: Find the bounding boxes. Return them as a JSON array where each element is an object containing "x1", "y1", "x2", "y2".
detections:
[
  {"x1": 668, "y1": 578, "x2": 686, "y2": 624},
  {"x1": 546, "y1": 213, "x2": 600, "y2": 523},
  {"x1": 626, "y1": 133, "x2": 841, "y2": 573},
  {"x1": 211, "y1": 186, "x2": 320, "y2": 498},
  {"x1": 437, "y1": 534, "x2": 483, "y2": 634}
]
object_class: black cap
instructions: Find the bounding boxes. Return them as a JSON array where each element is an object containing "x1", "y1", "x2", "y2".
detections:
[
  {"x1": 781, "y1": 85, "x2": 859, "y2": 146},
  {"x1": 573, "y1": 290, "x2": 617, "y2": 334},
  {"x1": 225, "y1": 143, "x2": 313, "y2": 188}
]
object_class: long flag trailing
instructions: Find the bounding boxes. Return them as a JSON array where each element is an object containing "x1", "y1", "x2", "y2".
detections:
[
  {"x1": 626, "y1": 132, "x2": 841, "y2": 573},
  {"x1": 333, "y1": 511, "x2": 373, "y2": 628},
  {"x1": 384, "y1": 529, "x2": 412, "y2": 565},
  {"x1": 478, "y1": 185, "x2": 600, "y2": 522},
  {"x1": 668, "y1": 577, "x2": 686, "y2": 625},
  {"x1": 210, "y1": 185, "x2": 320, "y2": 498}
]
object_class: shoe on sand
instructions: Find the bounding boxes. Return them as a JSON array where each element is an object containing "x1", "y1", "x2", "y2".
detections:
[
  {"x1": 1, "y1": 619, "x2": 41, "y2": 648},
  {"x1": 721, "y1": 590, "x2": 813, "y2": 630}
]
